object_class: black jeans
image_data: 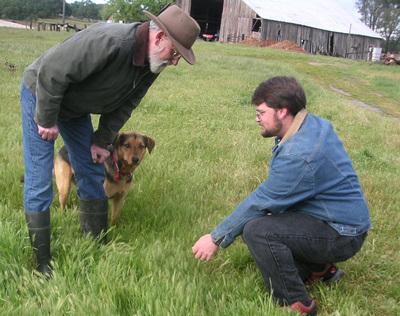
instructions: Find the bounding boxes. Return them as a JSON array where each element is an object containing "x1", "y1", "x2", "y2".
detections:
[{"x1": 242, "y1": 212, "x2": 367, "y2": 305}]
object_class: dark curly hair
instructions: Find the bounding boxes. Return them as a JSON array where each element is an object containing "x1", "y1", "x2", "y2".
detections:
[{"x1": 252, "y1": 76, "x2": 306, "y2": 116}]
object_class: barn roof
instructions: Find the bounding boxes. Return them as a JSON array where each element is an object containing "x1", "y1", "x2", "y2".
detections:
[{"x1": 242, "y1": 0, "x2": 382, "y2": 39}]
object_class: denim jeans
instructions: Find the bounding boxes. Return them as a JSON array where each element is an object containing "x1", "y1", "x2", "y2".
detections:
[
  {"x1": 21, "y1": 80, "x2": 106, "y2": 213},
  {"x1": 242, "y1": 212, "x2": 367, "y2": 305}
]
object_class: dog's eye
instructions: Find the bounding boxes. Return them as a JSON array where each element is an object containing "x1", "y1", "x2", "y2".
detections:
[
  {"x1": 139, "y1": 144, "x2": 145, "y2": 150},
  {"x1": 124, "y1": 144, "x2": 131, "y2": 149}
]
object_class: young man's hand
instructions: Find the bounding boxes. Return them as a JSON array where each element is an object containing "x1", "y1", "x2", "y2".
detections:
[{"x1": 192, "y1": 234, "x2": 219, "y2": 261}]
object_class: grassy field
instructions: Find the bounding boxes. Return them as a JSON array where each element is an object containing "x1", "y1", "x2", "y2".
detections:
[{"x1": 0, "y1": 27, "x2": 399, "y2": 315}]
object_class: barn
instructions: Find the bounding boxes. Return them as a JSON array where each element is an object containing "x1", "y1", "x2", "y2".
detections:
[{"x1": 174, "y1": 0, "x2": 382, "y2": 60}]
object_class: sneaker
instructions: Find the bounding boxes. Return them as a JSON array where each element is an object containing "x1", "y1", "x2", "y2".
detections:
[
  {"x1": 289, "y1": 298, "x2": 318, "y2": 315},
  {"x1": 306, "y1": 263, "x2": 345, "y2": 286}
]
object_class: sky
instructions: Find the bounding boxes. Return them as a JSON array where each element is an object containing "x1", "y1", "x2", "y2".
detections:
[
  {"x1": 66, "y1": 0, "x2": 361, "y2": 19},
  {"x1": 336, "y1": 0, "x2": 361, "y2": 19}
]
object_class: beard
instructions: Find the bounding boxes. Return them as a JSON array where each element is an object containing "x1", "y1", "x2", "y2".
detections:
[
  {"x1": 261, "y1": 111, "x2": 282, "y2": 138},
  {"x1": 149, "y1": 42, "x2": 172, "y2": 74}
]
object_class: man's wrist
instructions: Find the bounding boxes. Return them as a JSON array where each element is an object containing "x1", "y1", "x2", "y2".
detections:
[{"x1": 107, "y1": 144, "x2": 114, "y2": 152}]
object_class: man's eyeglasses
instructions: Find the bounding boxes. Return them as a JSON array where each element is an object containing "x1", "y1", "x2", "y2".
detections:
[
  {"x1": 171, "y1": 46, "x2": 181, "y2": 59},
  {"x1": 163, "y1": 35, "x2": 181, "y2": 59},
  {"x1": 256, "y1": 108, "x2": 270, "y2": 119}
]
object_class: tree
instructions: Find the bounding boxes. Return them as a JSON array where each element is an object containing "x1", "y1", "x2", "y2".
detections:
[
  {"x1": 0, "y1": 0, "x2": 63, "y2": 20},
  {"x1": 0, "y1": 0, "x2": 31, "y2": 20},
  {"x1": 69, "y1": 0, "x2": 102, "y2": 21},
  {"x1": 0, "y1": 0, "x2": 100, "y2": 21},
  {"x1": 102, "y1": 0, "x2": 172, "y2": 23},
  {"x1": 356, "y1": 0, "x2": 400, "y2": 52},
  {"x1": 27, "y1": 14, "x2": 38, "y2": 29}
]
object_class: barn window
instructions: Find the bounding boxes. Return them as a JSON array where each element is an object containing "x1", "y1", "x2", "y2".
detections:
[{"x1": 252, "y1": 18, "x2": 261, "y2": 32}]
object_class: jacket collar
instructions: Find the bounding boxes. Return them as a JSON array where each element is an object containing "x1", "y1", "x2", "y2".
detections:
[
  {"x1": 133, "y1": 21, "x2": 150, "y2": 66},
  {"x1": 278, "y1": 108, "x2": 308, "y2": 147}
]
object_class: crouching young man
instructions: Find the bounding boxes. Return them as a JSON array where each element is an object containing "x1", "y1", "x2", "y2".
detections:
[{"x1": 192, "y1": 76, "x2": 370, "y2": 315}]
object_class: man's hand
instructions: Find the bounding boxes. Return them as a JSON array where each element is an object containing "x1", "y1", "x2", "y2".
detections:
[
  {"x1": 192, "y1": 234, "x2": 219, "y2": 261},
  {"x1": 38, "y1": 125, "x2": 59, "y2": 141},
  {"x1": 91, "y1": 143, "x2": 110, "y2": 164}
]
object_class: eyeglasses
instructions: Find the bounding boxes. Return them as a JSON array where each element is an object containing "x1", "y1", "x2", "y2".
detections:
[
  {"x1": 162, "y1": 35, "x2": 181, "y2": 59},
  {"x1": 256, "y1": 108, "x2": 270, "y2": 119},
  {"x1": 171, "y1": 45, "x2": 181, "y2": 59}
]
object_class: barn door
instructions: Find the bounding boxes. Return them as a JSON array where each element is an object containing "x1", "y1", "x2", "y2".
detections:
[{"x1": 329, "y1": 33, "x2": 334, "y2": 56}]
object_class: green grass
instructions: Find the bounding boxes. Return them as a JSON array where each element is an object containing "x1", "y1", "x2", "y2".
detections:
[{"x1": 1, "y1": 28, "x2": 399, "y2": 315}]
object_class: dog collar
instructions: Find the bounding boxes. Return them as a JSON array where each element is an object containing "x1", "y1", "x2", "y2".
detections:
[{"x1": 113, "y1": 153, "x2": 133, "y2": 181}]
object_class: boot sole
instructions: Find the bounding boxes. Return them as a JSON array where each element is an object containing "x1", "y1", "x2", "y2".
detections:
[{"x1": 324, "y1": 268, "x2": 345, "y2": 284}]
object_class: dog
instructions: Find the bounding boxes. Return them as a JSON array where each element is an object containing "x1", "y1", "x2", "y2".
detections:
[{"x1": 54, "y1": 131, "x2": 155, "y2": 225}]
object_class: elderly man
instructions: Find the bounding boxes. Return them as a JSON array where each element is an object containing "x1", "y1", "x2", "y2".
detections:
[
  {"x1": 192, "y1": 77, "x2": 370, "y2": 315},
  {"x1": 21, "y1": 5, "x2": 200, "y2": 278}
]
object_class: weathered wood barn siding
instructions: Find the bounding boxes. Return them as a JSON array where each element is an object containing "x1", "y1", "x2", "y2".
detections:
[
  {"x1": 219, "y1": 0, "x2": 256, "y2": 43},
  {"x1": 260, "y1": 20, "x2": 381, "y2": 59},
  {"x1": 175, "y1": 0, "x2": 381, "y2": 60},
  {"x1": 176, "y1": 0, "x2": 255, "y2": 42},
  {"x1": 175, "y1": 0, "x2": 191, "y2": 14}
]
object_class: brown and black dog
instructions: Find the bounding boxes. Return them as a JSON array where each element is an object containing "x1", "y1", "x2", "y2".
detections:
[{"x1": 54, "y1": 131, "x2": 155, "y2": 225}]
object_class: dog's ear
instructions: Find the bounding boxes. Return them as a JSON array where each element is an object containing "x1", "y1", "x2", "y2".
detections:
[
  {"x1": 144, "y1": 136, "x2": 155, "y2": 154},
  {"x1": 112, "y1": 133, "x2": 124, "y2": 149}
]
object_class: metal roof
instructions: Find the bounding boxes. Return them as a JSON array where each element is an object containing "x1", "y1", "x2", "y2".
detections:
[{"x1": 242, "y1": 0, "x2": 382, "y2": 38}]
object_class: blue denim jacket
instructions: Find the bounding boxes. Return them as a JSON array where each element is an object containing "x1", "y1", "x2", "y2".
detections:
[{"x1": 211, "y1": 110, "x2": 371, "y2": 248}]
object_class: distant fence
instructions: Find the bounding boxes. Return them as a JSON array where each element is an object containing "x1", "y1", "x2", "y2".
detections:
[
  {"x1": 37, "y1": 22, "x2": 87, "y2": 32},
  {"x1": 346, "y1": 51, "x2": 400, "y2": 65}
]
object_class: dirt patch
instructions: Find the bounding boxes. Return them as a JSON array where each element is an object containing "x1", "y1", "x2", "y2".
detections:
[
  {"x1": 329, "y1": 85, "x2": 400, "y2": 121},
  {"x1": 0, "y1": 19, "x2": 27, "y2": 28},
  {"x1": 239, "y1": 38, "x2": 308, "y2": 54},
  {"x1": 239, "y1": 38, "x2": 276, "y2": 47},
  {"x1": 259, "y1": 39, "x2": 280, "y2": 47},
  {"x1": 329, "y1": 85, "x2": 381, "y2": 111},
  {"x1": 330, "y1": 85, "x2": 351, "y2": 96},
  {"x1": 269, "y1": 40, "x2": 308, "y2": 54},
  {"x1": 349, "y1": 99, "x2": 384, "y2": 114}
]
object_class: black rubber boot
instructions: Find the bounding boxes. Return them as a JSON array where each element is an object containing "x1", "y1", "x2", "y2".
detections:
[
  {"x1": 79, "y1": 198, "x2": 109, "y2": 244},
  {"x1": 25, "y1": 210, "x2": 53, "y2": 279}
]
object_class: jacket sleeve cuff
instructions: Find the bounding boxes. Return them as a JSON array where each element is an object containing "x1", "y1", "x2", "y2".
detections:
[
  {"x1": 211, "y1": 230, "x2": 234, "y2": 248},
  {"x1": 92, "y1": 130, "x2": 114, "y2": 149}
]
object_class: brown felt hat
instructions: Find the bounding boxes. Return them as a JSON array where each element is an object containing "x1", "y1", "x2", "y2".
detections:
[{"x1": 143, "y1": 5, "x2": 200, "y2": 65}]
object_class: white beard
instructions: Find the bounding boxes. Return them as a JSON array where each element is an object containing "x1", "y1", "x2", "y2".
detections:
[{"x1": 149, "y1": 42, "x2": 172, "y2": 74}]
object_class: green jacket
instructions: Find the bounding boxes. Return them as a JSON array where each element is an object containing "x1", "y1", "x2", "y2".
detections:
[{"x1": 23, "y1": 21, "x2": 159, "y2": 148}]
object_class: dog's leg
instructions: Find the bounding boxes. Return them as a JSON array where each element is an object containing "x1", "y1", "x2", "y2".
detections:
[
  {"x1": 111, "y1": 193, "x2": 126, "y2": 226},
  {"x1": 54, "y1": 156, "x2": 73, "y2": 211}
]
